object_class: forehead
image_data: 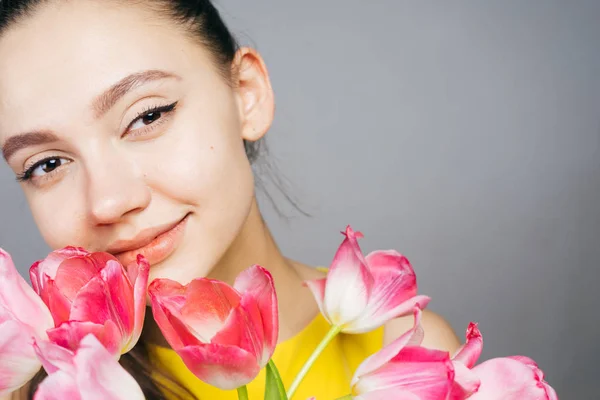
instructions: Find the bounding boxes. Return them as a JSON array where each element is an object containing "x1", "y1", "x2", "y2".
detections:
[{"x1": 0, "y1": 1, "x2": 205, "y2": 141}]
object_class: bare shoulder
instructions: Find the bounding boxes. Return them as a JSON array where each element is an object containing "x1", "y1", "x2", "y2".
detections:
[
  {"x1": 289, "y1": 259, "x2": 327, "y2": 281},
  {"x1": 383, "y1": 309, "x2": 461, "y2": 354}
]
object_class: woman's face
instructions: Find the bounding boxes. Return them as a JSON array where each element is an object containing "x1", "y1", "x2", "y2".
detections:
[{"x1": 0, "y1": 1, "x2": 274, "y2": 284}]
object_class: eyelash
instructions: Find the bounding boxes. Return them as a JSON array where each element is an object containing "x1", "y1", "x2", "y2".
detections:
[
  {"x1": 15, "y1": 156, "x2": 64, "y2": 182},
  {"x1": 16, "y1": 101, "x2": 179, "y2": 183},
  {"x1": 125, "y1": 101, "x2": 178, "y2": 137}
]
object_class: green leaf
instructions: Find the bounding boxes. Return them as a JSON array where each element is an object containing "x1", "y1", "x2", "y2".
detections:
[
  {"x1": 237, "y1": 386, "x2": 249, "y2": 400},
  {"x1": 264, "y1": 359, "x2": 288, "y2": 400}
]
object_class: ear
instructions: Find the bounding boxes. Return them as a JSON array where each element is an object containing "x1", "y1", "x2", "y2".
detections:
[{"x1": 232, "y1": 47, "x2": 275, "y2": 142}]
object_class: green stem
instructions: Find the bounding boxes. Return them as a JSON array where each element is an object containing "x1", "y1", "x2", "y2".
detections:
[
  {"x1": 267, "y1": 359, "x2": 287, "y2": 399},
  {"x1": 286, "y1": 325, "x2": 342, "y2": 399},
  {"x1": 237, "y1": 385, "x2": 249, "y2": 400},
  {"x1": 334, "y1": 396, "x2": 353, "y2": 400}
]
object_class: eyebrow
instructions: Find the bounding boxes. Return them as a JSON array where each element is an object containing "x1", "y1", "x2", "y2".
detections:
[
  {"x1": 92, "y1": 69, "x2": 181, "y2": 119},
  {"x1": 1, "y1": 69, "x2": 180, "y2": 162},
  {"x1": 2, "y1": 131, "x2": 59, "y2": 161}
]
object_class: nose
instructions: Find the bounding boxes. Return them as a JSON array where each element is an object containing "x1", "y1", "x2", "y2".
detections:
[{"x1": 85, "y1": 149, "x2": 151, "y2": 225}]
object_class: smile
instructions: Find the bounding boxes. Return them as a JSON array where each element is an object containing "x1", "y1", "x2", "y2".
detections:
[{"x1": 111, "y1": 213, "x2": 190, "y2": 266}]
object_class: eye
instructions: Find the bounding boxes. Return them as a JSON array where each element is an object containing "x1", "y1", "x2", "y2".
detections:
[
  {"x1": 130, "y1": 110, "x2": 162, "y2": 130},
  {"x1": 126, "y1": 102, "x2": 178, "y2": 135},
  {"x1": 17, "y1": 157, "x2": 71, "y2": 182}
]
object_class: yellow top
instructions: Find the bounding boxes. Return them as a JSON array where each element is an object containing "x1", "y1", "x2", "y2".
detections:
[{"x1": 148, "y1": 312, "x2": 384, "y2": 399}]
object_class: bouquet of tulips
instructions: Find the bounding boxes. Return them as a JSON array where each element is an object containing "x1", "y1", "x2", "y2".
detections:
[{"x1": 0, "y1": 226, "x2": 557, "y2": 399}]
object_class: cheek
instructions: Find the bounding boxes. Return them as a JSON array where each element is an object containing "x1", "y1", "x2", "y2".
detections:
[
  {"x1": 135, "y1": 111, "x2": 256, "y2": 281},
  {"x1": 149, "y1": 129, "x2": 254, "y2": 207},
  {"x1": 140, "y1": 97, "x2": 255, "y2": 210},
  {"x1": 27, "y1": 192, "x2": 88, "y2": 250}
]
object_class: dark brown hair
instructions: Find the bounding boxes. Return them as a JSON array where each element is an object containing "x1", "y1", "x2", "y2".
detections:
[{"x1": 0, "y1": 0, "x2": 254, "y2": 398}]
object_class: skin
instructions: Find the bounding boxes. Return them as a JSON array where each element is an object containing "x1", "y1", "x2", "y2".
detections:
[{"x1": 0, "y1": 1, "x2": 459, "y2": 397}]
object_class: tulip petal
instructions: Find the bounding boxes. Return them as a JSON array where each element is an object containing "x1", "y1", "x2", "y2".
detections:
[
  {"x1": 180, "y1": 279, "x2": 240, "y2": 341},
  {"x1": 352, "y1": 307, "x2": 424, "y2": 387},
  {"x1": 354, "y1": 346, "x2": 454, "y2": 399},
  {"x1": 323, "y1": 226, "x2": 373, "y2": 327},
  {"x1": 211, "y1": 304, "x2": 265, "y2": 370},
  {"x1": 30, "y1": 264, "x2": 71, "y2": 327},
  {"x1": 304, "y1": 278, "x2": 328, "y2": 320},
  {"x1": 452, "y1": 322, "x2": 483, "y2": 368},
  {"x1": 0, "y1": 320, "x2": 41, "y2": 396},
  {"x1": 506, "y1": 355, "x2": 538, "y2": 369},
  {"x1": 30, "y1": 247, "x2": 90, "y2": 313},
  {"x1": 543, "y1": 382, "x2": 559, "y2": 400},
  {"x1": 126, "y1": 255, "x2": 150, "y2": 353},
  {"x1": 346, "y1": 295, "x2": 431, "y2": 334},
  {"x1": 345, "y1": 250, "x2": 429, "y2": 334},
  {"x1": 69, "y1": 277, "x2": 117, "y2": 328},
  {"x1": 149, "y1": 285, "x2": 202, "y2": 349},
  {"x1": 34, "y1": 370, "x2": 81, "y2": 400},
  {"x1": 45, "y1": 278, "x2": 73, "y2": 326},
  {"x1": 54, "y1": 257, "x2": 103, "y2": 302},
  {"x1": 449, "y1": 361, "x2": 481, "y2": 399},
  {"x1": 73, "y1": 335, "x2": 145, "y2": 400},
  {"x1": 148, "y1": 278, "x2": 186, "y2": 300},
  {"x1": 237, "y1": 298, "x2": 265, "y2": 363},
  {"x1": 209, "y1": 306, "x2": 243, "y2": 348},
  {"x1": 240, "y1": 293, "x2": 265, "y2": 350},
  {"x1": 34, "y1": 335, "x2": 144, "y2": 400},
  {"x1": 0, "y1": 249, "x2": 54, "y2": 338},
  {"x1": 365, "y1": 250, "x2": 418, "y2": 296},
  {"x1": 29, "y1": 261, "x2": 46, "y2": 304},
  {"x1": 234, "y1": 265, "x2": 277, "y2": 362},
  {"x1": 469, "y1": 357, "x2": 555, "y2": 400},
  {"x1": 355, "y1": 389, "x2": 421, "y2": 400},
  {"x1": 177, "y1": 343, "x2": 260, "y2": 390},
  {"x1": 46, "y1": 320, "x2": 121, "y2": 356},
  {"x1": 360, "y1": 250, "x2": 421, "y2": 319},
  {"x1": 89, "y1": 252, "x2": 120, "y2": 269},
  {"x1": 506, "y1": 356, "x2": 558, "y2": 400},
  {"x1": 101, "y1": 260, "x2": 135, "y2": 346},
  {"x1": 32, "y1": 247, "x2": 89, "y2": 283},
  {"x1": 33, "y1": 339, "x2": 75, "y2": 375}
]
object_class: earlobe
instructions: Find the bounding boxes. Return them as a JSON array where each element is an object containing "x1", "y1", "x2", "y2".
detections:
[{"x1": 232, "y1": 47, "x2": 275, "y2": 142}]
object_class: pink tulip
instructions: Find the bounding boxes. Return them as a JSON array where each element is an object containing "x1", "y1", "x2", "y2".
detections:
[
  {"x1": 29, "y1": 247, "x2": 149, "y2": 356},
  {"x1": 305, "y1": 226, "x2": 430, "y2": 333},
  {"x1": 452, "y1": 323, "x2": 558, "y2": 400},
  {"x1": 351, "y1": 307, "x2": 457, "y2": 399},
  {"x1": 149, "y1": 265, "x2": 278, "y2": 390},
  {"x1": 33, "y1": 334, "x2": 145, "y2": 400},
  {"x1": 0, "y1": 249, "x2": 54, "y2": 396}
]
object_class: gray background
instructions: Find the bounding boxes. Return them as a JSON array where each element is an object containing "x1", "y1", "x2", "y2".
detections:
[{"x1": 1, "y1": 1, "x2": 598, "y2": 398}]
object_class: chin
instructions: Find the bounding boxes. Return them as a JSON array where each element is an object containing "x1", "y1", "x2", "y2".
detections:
[
  {"x1": 146, "y1": 250, "x2": 213, "y2": 286},
  {"x1": 143, "y1": 228, "x2": 228, "y2": 285},
  {"x1": 144, "y1": 198, "x2": 257, "y2": 286}
]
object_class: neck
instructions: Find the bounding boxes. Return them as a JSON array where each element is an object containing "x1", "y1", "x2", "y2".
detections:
[
  {"x1": 207, "y1": 198, "x2": 292, "y2": 284},
  {"x1": 143, "y1": 197, "x2": 321, "y2": 347}
]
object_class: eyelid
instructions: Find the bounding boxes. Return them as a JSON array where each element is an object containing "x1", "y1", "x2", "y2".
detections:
[
  {"x1": 17, "y1": 155, "x2": 72, "y2": 183},
  {"x1": 23, "y1": 154, "x2": 63, "y2": 173},
  {"x1": 122, "y1": 101, "x2": 178, "y2": 138}
]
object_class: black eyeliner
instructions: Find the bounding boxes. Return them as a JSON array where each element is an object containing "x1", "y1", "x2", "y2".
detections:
[
  {"x1": 126, "y1": 101, "x2": 178, "y2": 131},
  {"x1": 16, "y1": 156, "x2": 58, "y2": 182}
]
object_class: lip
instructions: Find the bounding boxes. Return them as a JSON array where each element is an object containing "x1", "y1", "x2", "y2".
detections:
[{"x1": 110, "y1": 213, "x2": 190, "y2": 266}]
